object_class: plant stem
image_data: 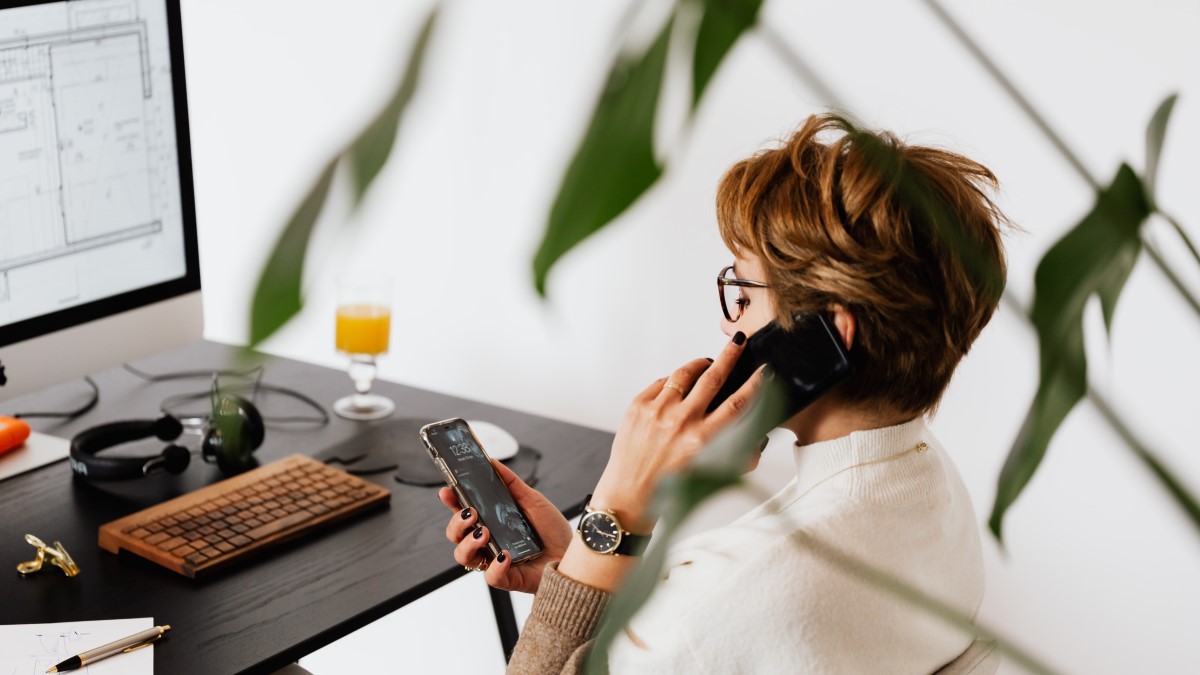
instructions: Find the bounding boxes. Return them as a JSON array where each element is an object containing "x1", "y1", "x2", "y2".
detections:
[
  {"x1": 918, "y1": 0, "x2": 1099, "y2": 190},
  {"x1": 919, "y1": 0, "x2": 1200, "y2": 322},
  {"x1": 755, "y1": 22, "x2": 851, "y2": 112},
  {"x1": 1088, "y1": 387, "x2": 1200, "y2": 536},
  {"x1": 1144, "y1": 241, "x2": 1200, "y2": 316},
  {"x1": 1160, "y1": 212, "x2": 1200, "y2": 272}
]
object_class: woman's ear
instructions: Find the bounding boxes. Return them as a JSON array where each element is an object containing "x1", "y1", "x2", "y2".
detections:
[{"x1": 829, "y1": 304, "x2": 855, "y2": 350}]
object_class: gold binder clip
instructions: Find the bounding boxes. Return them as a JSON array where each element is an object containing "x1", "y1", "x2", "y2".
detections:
[{"x1": 17, "y1": 534, "x2": 80, "y2": 577}]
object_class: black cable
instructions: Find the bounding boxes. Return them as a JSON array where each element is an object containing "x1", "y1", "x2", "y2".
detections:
[
  {"x1": 124, "y1": 363, "x2": 329, "y2": 427},
  {"x1": 123, "y1": 362, "x2": 264, "y2": 382},
  {"x1": 12, "y1": 376, "x2": 100, "y2": 419}
]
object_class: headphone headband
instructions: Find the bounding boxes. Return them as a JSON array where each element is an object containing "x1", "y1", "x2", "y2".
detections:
[
  {"x1": 69, "y1": 395, "x2": 264, "y2": 481},
  {"x1": 69, "y1": 416, "x2": 185, "y2": 480}
]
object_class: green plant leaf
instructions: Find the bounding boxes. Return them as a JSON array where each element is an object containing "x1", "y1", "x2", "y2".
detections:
[
  {"x1": 1096, "y1": 233, "x2": 1141, "y2": 333},
  {"x1": 691, "y1": 0, "x2": 763, "y2": 110},
  {"x1": 1143, "y1": 93, "x2": 1177, "y2": 203},
  {"x1": 347, "y1": 9, "x2": 438, "y2": 206},
  {"x1": 532, "y1": 17, "x2": 674, "y2": 297},
  {"x1": 248, "y1": 160, "x2": 337, "y2": 346},
  {"x1": 585, "y1": 379, "x2": 787, "y2": 673},
  {"x1": 989, "y1": 164, "x2": 1152, "y2": 541}
]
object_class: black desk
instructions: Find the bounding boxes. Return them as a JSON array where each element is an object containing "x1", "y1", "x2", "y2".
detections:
[{"x1": 0, "y1": 341, "x2": 612, "y2": 674}]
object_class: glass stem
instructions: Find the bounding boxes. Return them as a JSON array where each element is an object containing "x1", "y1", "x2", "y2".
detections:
[{"x1": 348, "y1": 355, "x2": 377, "y2": 401}]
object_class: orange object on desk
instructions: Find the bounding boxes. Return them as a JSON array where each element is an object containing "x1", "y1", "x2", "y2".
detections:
[{"x1": 0, "y1": 416, "x2": 31, "y2": 456}]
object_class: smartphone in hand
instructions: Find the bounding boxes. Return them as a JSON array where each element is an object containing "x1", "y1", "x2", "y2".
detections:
[
  {"x1": 707, "y1": 313, "x2": 852, "y2": 428},
  {"x1": 420, "y1": 418, "x2": 544, "y2": 564}
]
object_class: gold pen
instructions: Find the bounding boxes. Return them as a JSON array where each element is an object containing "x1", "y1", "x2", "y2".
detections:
[{"x1": 47, "y1": 625, "x2": 170, "y2": 673}]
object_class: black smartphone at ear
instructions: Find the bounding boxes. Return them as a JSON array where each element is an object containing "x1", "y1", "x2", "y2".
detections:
[{"x1": 706, "y1": 313, "x2": 852, "y2": 427}]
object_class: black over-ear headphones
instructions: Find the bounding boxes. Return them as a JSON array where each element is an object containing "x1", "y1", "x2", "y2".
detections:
[{"x1": 69, "y1": 394, "x2": 265, "y2": 480}]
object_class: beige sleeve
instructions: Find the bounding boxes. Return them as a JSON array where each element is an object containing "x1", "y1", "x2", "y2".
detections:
[{"x1": 506, "y1": 562, "x2": 611, "y2": 675}]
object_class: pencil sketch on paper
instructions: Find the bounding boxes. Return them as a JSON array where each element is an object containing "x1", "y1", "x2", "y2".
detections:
[{"x1": 0, "y1": 617, "x2": 153, "y2": 674}]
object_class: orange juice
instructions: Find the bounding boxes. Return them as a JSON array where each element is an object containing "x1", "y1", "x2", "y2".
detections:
[{"x1": 336, "y1": 304, "x2": 391, "y2": 355}]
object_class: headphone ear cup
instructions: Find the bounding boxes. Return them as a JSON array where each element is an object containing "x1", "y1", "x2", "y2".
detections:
[
  {"x1": 161, "y1": 444, "x2": 191, "y2": 475},
  {"x1": 204, "y1": 394, "x2": 265, "y2": 475}
]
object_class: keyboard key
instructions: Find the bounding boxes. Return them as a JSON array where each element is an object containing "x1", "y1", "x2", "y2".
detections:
[{"x1": 246, "y1": 511, "x2": 313, "y2": 541}]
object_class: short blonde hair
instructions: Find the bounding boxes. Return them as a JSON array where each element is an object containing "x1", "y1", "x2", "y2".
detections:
[{"x1": 716, "y1": 114, "x2": 1008, "y2": 416}]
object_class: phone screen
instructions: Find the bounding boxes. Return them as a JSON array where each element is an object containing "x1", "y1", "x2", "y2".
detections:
[{"x1": 424, "y1": 420, "x2": 543, "y2": 561}]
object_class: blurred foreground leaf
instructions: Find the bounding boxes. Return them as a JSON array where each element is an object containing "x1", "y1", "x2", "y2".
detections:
[
  {"x1": 248, "y1": 7, "x2": 438, "y2": 346},
  {"x1": 989, "y1": 165, "x2": 1150, "y2": 541},
  {"x1": 249, "y1": 161, "x2": 336, "y2": 346},
  {"x1": 587, "y1": 379, "x2": 1061, "y2": 675},
  {"x1": 1143, "y1": 94, "x2": 1200, "y2": 270},
  {"x1": 585, "y1": 379, "x2": 786, "y2": 673},
  {"x1": 691, "y1": 0, "x2": 763, "y2": 109},
  {"x1": 533, "y1": 18, "x2": 674, "y2": 296},
  {"x1": 1143, "y1": 94, "x2": 1176, "y2": 202},
  {"x1": 348, "y1": 11, "x2": 438, "y2": 205}
]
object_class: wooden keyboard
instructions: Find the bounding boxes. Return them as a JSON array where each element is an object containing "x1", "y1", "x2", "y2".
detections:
[{"x1": 99, "y1": 455, "x2": 390, "y2": 578}]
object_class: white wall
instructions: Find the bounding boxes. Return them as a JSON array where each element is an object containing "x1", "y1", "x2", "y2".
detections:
[{"x1": 183, "y1": 1, "x2": 1200, "y2": 672}]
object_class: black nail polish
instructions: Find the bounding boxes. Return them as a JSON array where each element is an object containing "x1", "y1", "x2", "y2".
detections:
[
  {"x1": 733, "y1": 331, "x2": 747, "y2": 346},
  {"x1": 705, "y1": 357, "x2": 715, "y2": 363},
  {"x1": 497, "y1": 552, "x2": 507, "y2": 563},
  {"x1": 762, "y1": 364, "x2": 774, "y2": 379},
  {"x1": 461, "y1": 508, "x2": 472, "y2": 520},
  {"x1": 473, "y1": 526, "x2": 484, "y2": 539}
]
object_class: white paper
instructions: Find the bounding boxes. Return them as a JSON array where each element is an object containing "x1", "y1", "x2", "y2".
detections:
[
  {"x1": 0, "y1": 617, "x2": 154, "y2": 674},
  {"x1": 0, "y1": 432, "x2": 71, "y2": 482}
]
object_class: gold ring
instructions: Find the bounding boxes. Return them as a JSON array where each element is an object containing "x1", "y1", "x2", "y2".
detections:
[
  {"x1": 473, "y1": 560, "x2": 488, "y2": 572},
  {"x1": 663, "y1": 380, "x2": 686, "y2": 396}
]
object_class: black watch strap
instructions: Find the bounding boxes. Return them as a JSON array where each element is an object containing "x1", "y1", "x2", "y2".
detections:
[{"x1": 614, "y1": 530, "x2": 651, "y2": 556}]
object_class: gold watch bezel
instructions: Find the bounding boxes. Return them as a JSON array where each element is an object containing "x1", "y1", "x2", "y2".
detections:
[{"x1": 579, "y1": 509, "x2": 623, "y2": 555}]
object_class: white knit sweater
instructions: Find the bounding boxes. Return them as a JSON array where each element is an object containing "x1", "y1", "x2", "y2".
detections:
[{"x1": 605, "y1": 417, "x2": 985, "y2": 674}]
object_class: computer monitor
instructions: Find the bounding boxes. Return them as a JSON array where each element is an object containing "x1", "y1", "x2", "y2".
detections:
[{"x1": 0, "y1": 0, "x2": 202, "y2": 401}]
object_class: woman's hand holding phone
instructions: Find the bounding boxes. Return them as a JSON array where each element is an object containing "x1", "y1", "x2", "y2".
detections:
[{"x1": 438, "y1": 459, "x2": 573, "y2": 594}]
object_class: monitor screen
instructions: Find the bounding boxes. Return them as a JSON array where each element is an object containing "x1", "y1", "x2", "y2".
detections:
[{"x1": 0, "y1": 0, "x2": 199, "y2": 349}]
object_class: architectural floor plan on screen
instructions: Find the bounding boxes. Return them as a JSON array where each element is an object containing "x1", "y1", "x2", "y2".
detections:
[{"x1": 0, "y1": 0, "x2": 186, "y2": 325}]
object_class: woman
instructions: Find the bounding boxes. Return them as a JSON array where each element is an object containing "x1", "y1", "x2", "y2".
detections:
[{"x1": 440, "y1": 113, "x2": 1007, "y2": 673}]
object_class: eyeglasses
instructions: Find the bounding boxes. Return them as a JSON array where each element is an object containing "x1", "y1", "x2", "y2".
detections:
[{"x1": 717, "y1": 265, "x2": 769, "y2": 322}]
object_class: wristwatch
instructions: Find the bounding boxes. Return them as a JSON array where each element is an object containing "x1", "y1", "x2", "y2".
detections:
[{"x1": 576, "y1": 494, "x2": 651, "y2": 556}]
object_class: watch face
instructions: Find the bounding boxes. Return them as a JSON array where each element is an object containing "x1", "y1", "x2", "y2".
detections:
[{"x1": 580, "y1": 511, "x2": 621, "y2": 554}]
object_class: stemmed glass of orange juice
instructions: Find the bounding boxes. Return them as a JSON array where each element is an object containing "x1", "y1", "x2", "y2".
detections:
[{"x1": 333, "y1": 275, "x2": 394, "y2": 420}]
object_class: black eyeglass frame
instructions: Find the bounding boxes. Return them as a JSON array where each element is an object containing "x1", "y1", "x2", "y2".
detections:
[{"x1": 717, "y1": 265, "x2": 770, "y2": 322}]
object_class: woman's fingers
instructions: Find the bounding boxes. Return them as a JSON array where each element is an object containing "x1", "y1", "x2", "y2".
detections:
[
  {"x1": 491, "y1": 459, "x2": 538, "y2": 502},
  {"x1": 438, "y1": 487, "x2": 462, "y2": 512},
  {"x1": 703, "y1": 364, "x2": 766, "y2": 433},
  {"x1": 483, "y1": 550, "x2": 511, "y2": 588},
  {"x1": 454, "y1": 525, "x2": 492, "y2": 567},
  {"x1": 687, "y1": 331, "x2": 748, "y2": 411},
  {"x1": 658, "y1": 358, "x2": 717, "y2": 402},
  {"x1": 445, "y1": 504, "x2": 478, "y2": 544},
  {"x1": 633, "y1": 377, "x2": 669, "y2": 404}
]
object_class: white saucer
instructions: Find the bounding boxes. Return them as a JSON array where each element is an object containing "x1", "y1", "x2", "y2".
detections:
[{"x1": 467, "y1": 420, "x2": 520, "y2": 460}]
